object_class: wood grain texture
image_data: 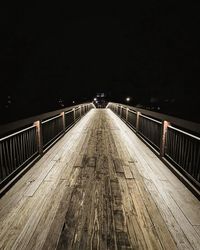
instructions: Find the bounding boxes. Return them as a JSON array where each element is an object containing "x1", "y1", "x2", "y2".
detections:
[{"x1": 0, "y1": 109, "x2": 200, "y2": 250}]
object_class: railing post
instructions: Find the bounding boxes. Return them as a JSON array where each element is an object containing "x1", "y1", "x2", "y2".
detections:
[
  {"x1": 61, "y1": 112, "x2": 65, "y2": 132},
  {"x1": 160, "y1": 120, "x2": 170, "y2": 157},
  {"x1": 136, "y1": 111, "x2": 141, "y2": 133},
  {"x1": 34, "y1": 120, "x2": 43, "y2": 156},
  {"x1": 80, "y1": 106, "x2": 82, "y2": 117},
  {"x1": 119, "y1": 106, "x2": 122, "y2": 117},
  {"x1": 73, "y1": 108, "x2": 76, "y2": 121},
  {"x1": 126, "y1": 108, "x2": 129, "y2": 122}
]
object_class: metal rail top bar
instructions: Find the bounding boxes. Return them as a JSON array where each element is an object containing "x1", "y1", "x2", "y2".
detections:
[
  {"x1": 42, "y1": 114, "x2": 62, "y2": 124},
  {"x1": 128, "y1": 109, "x2": 136, "y2": 114},
  {"x1": 0, "y1": 102, "x2": 92, "y2": 137},
  {"x1": 168, "y1": 125, "x2": 200, "y2": 141},
  {"x1": 0, "y1": 125, "x2": 36, "y2": 142},
  {"x1": 65, "y1": 109, "x2": 74, "y2": 114},
  {"x1": 109, "y1": 102, "x2": 200, "y2": 134},
  {"x1": 140, "y1": 114, "x2": 162, "y2": 124}
]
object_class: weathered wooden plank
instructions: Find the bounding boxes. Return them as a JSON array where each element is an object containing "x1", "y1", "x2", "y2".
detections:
[
  {"x1": 113, "y1": 158, "x2": 124, "y2": 174},
  {"x1": 194, "y1": 225, "x2": 200, "y2": 238},
  {"x1": 123, "y1": 164, "x2": 134, "y2": 179},
  {"x1": 24, "y1": 161, "x2": 56, "y2": 197}
]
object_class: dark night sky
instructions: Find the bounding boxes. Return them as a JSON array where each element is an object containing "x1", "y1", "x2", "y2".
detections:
[{"x1": 0, "y1": 5, "x2": 200, "y2": 123}]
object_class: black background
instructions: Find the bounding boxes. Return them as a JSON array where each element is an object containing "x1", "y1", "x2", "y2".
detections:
[{"x1": 0, "y1": 5, "x2": 199, "y2": 123}]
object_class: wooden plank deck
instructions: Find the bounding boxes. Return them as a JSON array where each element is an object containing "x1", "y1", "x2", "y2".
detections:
[{"x1": 0, "y1": 109, "x2": 200, "y2": 250}]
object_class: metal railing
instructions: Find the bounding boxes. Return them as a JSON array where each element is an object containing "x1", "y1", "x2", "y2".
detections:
[
  {"x1": 107, "y1": 102, "x2": 200, "y2": 196},
  {"x1": 139, "y1": 114, "x2": 162, "y2": 150},
  {"x1": 0, "y1": 103, "x2": 94, "y2": 194},
  {"x1": 0, "y1": 125, "x2": 38, "y2": 183},
  {"x1": 165, "y1": 126, "x2": 200, "y2": 184}
]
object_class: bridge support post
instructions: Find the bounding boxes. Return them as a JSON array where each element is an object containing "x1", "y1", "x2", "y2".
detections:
[
  {"x1": 120, "y1": 106, "x2": 122, "y2": 117},
  {"x1": 80, "y1": 106, "x2": 82, "y2": 117},
  {"x1": 60, "y1": 112, "x2": 66, "y2": 132},
  {"x1": 34, "y1": 120, "x2": 43, "y2": 156},
  {"x1": 136, "y1": 111, "x2": 141, "y2": 133},
  {"x1": 126, "y1": 108, "x2": 129, "y2": 122},
  {"x1": 160, "y1": 120, "x2": 170, "y2": 157},
  {"x1": 73, "y1": 108, "x2": 76, "y2": 121}
]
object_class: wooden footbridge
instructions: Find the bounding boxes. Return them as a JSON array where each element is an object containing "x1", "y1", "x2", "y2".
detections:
[{"x1": 0, "y1": 103, "x2": 200, "y2": 249}]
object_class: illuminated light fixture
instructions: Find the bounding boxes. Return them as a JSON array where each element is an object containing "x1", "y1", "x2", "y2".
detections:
[
  {"x1": 94, "y1": 98, "x2": 97, "y2": 101},
  {"x1": 126, "y1": 97, "x2": 131, "y2": 102}
]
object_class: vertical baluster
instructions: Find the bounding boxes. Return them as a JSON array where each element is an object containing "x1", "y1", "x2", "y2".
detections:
[
  {"x1": 5, "y1": 140, "x2": 12, "y2": 174},
  {"x1": 195, "y1": 145, "x2": 200, "y2": 182},
  {"x1": 24, "y1": 131, "x2": 28, "y2": 162},
  {"x1": 17, "y1": 134, "x2": 22, "y2": 164},
  {"x1": 33, "y1": 127, "x2": 38, "y2": 154},
  {"x1": 25, "y1": 130, "x2": 29, "y2": 159},
  {"x1": 191, "y1": 140, "x2": 196, "y2": 178},
  {"x1": 177, "y1": 132, "x2": 181, "y2": 166},
  {"x1": 0, "y1": 143, "x2": 6, "y2": 180},
  {"x1": 180, "y1": 134, "x2": 185, "y2": 169},
  {"x1": 24, "y1": 130, "x2": 29, "y2": 161},
  {"x1": 2, "y1": 142, "x2": 9, "y2": 176},
  {"x1": 20, "y1": 132, "x2": 24, "y2": 163},
  {"x1": 187, "y1": 139, "x2": 192, "y2": 174},
  {"x1": 31, "y1": 128, "x2": 35, "y2": 155},
  {"x1": 28, "y1": 128, "x2": 32, "y2": 157},
  {"x1": 29, "y1": 128, "x2": 33, "y2": 155},
  {"x1": 183, "y1": 135, "x2": 188, "y2": 172},
  {"x1": 175, "y1": 132, "x2": 179, "y2": 163},
  {"x1": 9, "y1": 137, "x2": 14, "y2": 172}
]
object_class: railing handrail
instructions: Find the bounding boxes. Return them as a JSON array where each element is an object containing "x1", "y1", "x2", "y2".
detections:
[
  {"x1": 168, "y1": 125, "x2": 200, "y2": 141},
  {"x1": 108, "y1": 102, "x2": 200, "y2": 134},
  {"x1": 0, "y1": 102, "x2": 93, "y2": 137},
  {"x1": 42, "y1": 114, "x2": 63, "y2": 124},
  {"x1": 0, "y1": 124, "x2": 37, "y2": 142},
  {"x1": 140, "y1": 113, "x2": 162, "y2": 124}
]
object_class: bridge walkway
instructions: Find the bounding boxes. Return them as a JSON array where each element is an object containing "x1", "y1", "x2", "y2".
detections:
[{"x1": 0, "y1": 109, "x2": 200, "y2": 249}]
